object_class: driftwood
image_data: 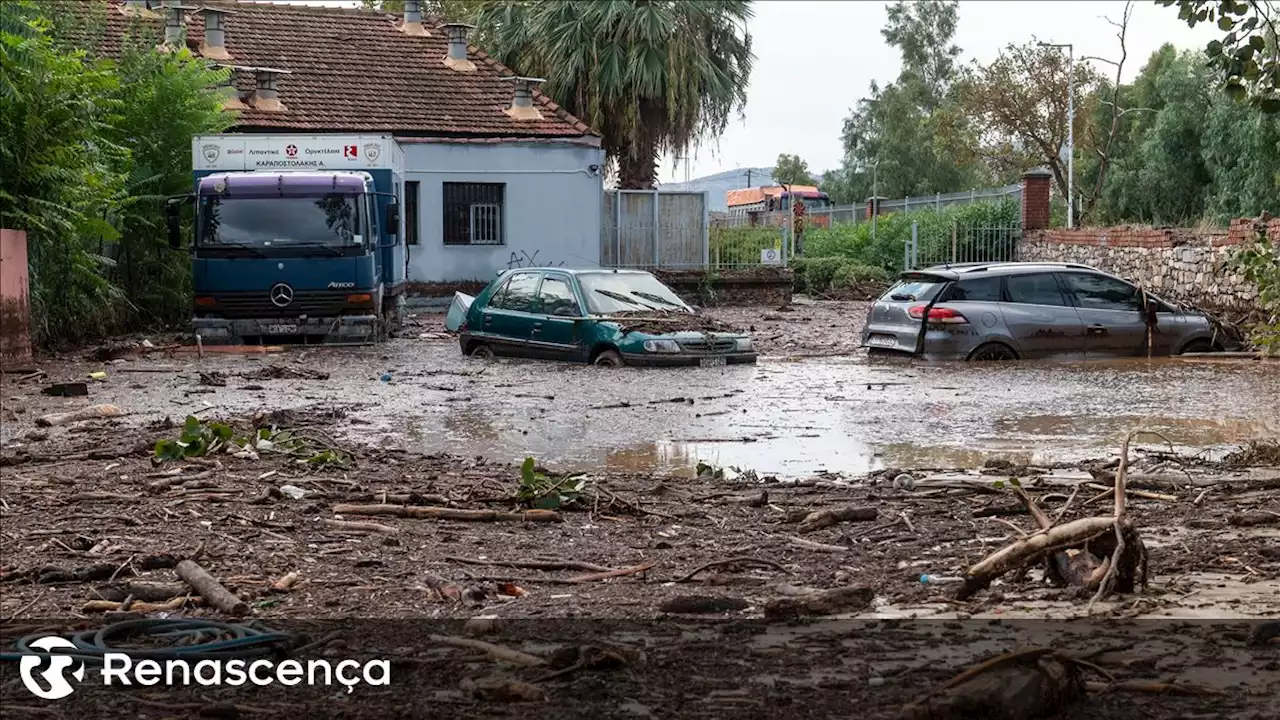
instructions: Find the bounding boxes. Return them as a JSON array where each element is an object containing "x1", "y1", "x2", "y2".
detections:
[
  {"x1": 429, "y1": 635, "x2": 545, "y2": 667},
  {"x1": 762, "y1": 586, "x2": 873, "y2": 620},
  {"x1": 332, "y1": 504, "x2": 562, "y2": 523},
  {"x1": 901, "y1": 648, "x2": 1086, "y2": 720},
  {"x1": 175, "y1": 560, "x2": 248, "y2": 615},
  {"x1": 658, "y1": 595, "x2": 750, "y2": 614},
  {"x1": 81, "y1": 597, "x2": 192, "y2": 614},
  {"x1": 1228, "y1": 512, "x2": 1279, "y2": 527},
  {"x1": 270, "y1": 571, "x2": 299, "y2": 592},
  {"x1": 36, "y1": 404, "x2": 125, "y2": 427},
  {"x1": 319, "y1": 518, "x2": 399, "y2": 534},
  {"x1": 460, "y1": 676, "x2": 546, "y2": 702},
  {"x1": 445, "y1": 556, "x2": 613, "y2": 573},
  {"x1": 796, "y1": 506, "x2": 877, "y2": 533},
  {"x1": 96, "y1": 581, "x2": 190, "y2": 603},
  {"x1": 959, "y1": 432, "x2": 1152, "y2": 602}
]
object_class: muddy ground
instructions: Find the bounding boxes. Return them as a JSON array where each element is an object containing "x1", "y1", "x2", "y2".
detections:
[{"x1": 1, "y1": 299, "x2": 1277, "y2": 717}]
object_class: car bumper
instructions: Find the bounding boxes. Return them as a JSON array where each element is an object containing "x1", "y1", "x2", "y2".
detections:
[
  {"x1": 193, "y1": 315, "x2": 379, "y2": 343},
  {"x1": 621, "y1": 352, "x2": 758, "y2": 367},
  {"x1": 861, "y1": 327, "x2": 974, "y2": 361}
]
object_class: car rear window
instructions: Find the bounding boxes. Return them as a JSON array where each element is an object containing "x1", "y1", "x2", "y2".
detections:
[
  {"x1": 944, "y1": 276, "x2": 1002, "y2": 302},
  {"x1": 881, "y1": 279, "x2": 945, "y2": 302}
]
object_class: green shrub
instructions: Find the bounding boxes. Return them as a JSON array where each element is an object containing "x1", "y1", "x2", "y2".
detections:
[
  {"x1": 832, "y1": 263, "x2": 889, "y2": 289},
  {"x1": 709, "y1": 225, "x2": 782, "y2": 267}
]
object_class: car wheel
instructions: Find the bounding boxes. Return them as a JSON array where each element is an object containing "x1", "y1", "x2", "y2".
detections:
[
  {"x1": 967, "y1": 342, "x2": 1018, "y2": 362},
  {"x1": 1178, "y1": 339, "x2": 1218, "y2": 354},
  {"x1": 469, "y1": 344, "x2": 495, "y2": 360},
  {"x1": 593, "y1": 349, "x2": 624, "y2": 368}
]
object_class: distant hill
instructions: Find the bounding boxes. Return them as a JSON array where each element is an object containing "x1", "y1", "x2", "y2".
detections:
[{"x1": 660, "y1": 167, "x2": 826, "y2": 212}]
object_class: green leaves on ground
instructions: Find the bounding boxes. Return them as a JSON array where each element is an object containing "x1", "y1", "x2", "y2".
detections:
[
  {"x1": 516, "y1": 457, "x2": 587, "y2": 510},
  {"x1": 154, "y1": 415, "x2": 353, "y2": 469}
]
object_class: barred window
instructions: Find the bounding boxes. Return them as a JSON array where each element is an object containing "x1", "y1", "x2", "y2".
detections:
[
  {"x1": 404, "y1": 181, "x2": 420, "y2": 245},
  {"x1": 443, "y1": 182, "x2": 504, "y2": 245}
]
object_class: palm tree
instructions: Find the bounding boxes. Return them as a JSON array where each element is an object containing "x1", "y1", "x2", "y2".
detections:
[{"x1": 476, "y1": 0, "x2": 755, "y2": 188}]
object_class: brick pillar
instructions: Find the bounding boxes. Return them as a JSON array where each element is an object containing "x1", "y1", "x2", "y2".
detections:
[
  {"x1": 0, "y1": 229, "x2": 32, "y2": 364},
  {"x1": 1021, "y1": 168, "x2": 1052, "y2": 231},
  {"x1": 865, "y1": 196, "x2": 886, "y2": 220}
]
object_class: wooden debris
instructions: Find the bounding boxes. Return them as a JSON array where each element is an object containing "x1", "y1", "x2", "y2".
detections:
[
  {"x1": 96, "y1": 581, "x2": 189, "y2": 603},
  {"x1": 81, "y1": 597, "x2": 191, "y2": 614},
  {"x1": 36, "y1": 404, "x2": 124, "y2": 427},
  {"x1": 762, "y1": 586, "x2": 873, "y2": 620},
  {"x1": 445, "y1": 556, "x2": 613, "y2": 573},
  {"x1": 901, "y1": 648, "x2": 1085, "y2": 720},
  {"x1": 270, "y1": 571, "x2": 299, "y2": 592},
  {"x1": 1085, "y1": 680, "x2": 1224, "y2": 696},
  {"x1": 319, "y1": 518, "x2": 399, "y2": 534},
  {"x1": 332, "y1": 504, "x2": 562, "y2": 523},
  {"x1": 175, "y1": 559, "x2": 248, "y2": 615},
  {"x1": 796, "y1": 505, "x2": 878, "y2": 533},
  {"x1": 566, "y1": 562, "x2": 655, "y2": 583},
  {"x1": 674, "y1": 556, "x2": 789, "y2": 583},
  {"x1": 785, "y1": 536, "x2": 849, "y2": 553},
  {"x1": 429, "y1": 635, "x2": 545, "y2": 667},
  {"x1": 1228, "y1": 512, "x2": 1279, "y2": 527},
  {"x1": 460, "y1": 676, "x2": 545, "y2": 702},
  {"x1": 659, "y1": 595, "x2": 750, "y2": 614}
]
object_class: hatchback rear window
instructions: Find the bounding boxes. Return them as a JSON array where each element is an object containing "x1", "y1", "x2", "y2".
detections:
[{"x1": 881, "y1": 279, "x2": 945, "y2": 302}]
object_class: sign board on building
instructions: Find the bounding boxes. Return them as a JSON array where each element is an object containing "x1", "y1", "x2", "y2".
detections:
[
  {"x1": 761, "y1": 248, "x2": 782, "y2": 265},
  {"x1": 192, "y1": 134, "x2": 404, "y2": 175}
]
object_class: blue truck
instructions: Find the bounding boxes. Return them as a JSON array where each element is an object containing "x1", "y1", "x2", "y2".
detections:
[{"x1": 167, "y1": 134, "x2": 407, "y2": 344}]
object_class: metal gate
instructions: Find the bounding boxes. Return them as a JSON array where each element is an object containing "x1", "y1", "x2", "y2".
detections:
[{"x1": 902, "y1": 220, "x2": 1021, "y2": 271}]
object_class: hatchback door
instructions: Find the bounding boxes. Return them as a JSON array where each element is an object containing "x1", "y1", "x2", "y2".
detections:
[
  {"x1": 479, "y1": 270, "x2": 542, "y2": 357},
  {"x1": 999, "y1": 272, "x2": 1086, "y2": 360},
  {"x1": 1057, "y1": 272, "x2": 1149, "y2": 358},
  {"x1": 862, "y1": 272, "x2": 953, "y2": 354}
]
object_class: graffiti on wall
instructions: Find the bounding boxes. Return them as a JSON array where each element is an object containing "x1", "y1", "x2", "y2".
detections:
[{"x1": 506, "y1": 250, "x2": 565, "y2": 270}]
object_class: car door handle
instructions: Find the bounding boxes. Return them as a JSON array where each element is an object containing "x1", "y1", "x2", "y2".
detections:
[
  {"x1": 532, "y1": 322, "x2": 543, "y2": 329},
  {"x1": 1086, "y1": 325, "x2": 1106, "y2": 335},
  {"x1": 482, "y1": 314, "x2": 492, "y2": 325}
]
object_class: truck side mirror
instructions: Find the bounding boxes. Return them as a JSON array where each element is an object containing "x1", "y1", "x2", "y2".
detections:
[
  {"x1": 385, "y1": 203, "x2": 400, "y2": 232},
  {"x1": 166, "y1": 201, "x2": 182, "y2": 250}
]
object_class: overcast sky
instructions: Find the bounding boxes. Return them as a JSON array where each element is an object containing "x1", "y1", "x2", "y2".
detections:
[{"x1": 279, "y1": 1, "x2": 1219, "y2": 184}]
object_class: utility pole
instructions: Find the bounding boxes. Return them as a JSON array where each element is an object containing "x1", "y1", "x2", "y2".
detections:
[
  {"x1": 1039, "y1": 41, "x2": 1074, "y2": 228},
  {"x1": 746, "y1": 168, "x2": 752, "y2": 188}
]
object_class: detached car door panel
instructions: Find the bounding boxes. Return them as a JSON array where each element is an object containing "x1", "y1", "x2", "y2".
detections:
[
  {"x1": 998, "y1": 273, "x2": 1086, "y2": 360},
  {"x1": 1059, "y1": 272, "x2": 1149, "y2": 358}
]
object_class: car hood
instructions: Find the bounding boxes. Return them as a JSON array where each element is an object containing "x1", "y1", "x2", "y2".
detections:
[{"x1": 591, "y1": 312, "x2": 746, "y2": 338}]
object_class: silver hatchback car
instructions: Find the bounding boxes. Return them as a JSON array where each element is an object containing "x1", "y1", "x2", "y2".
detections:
[{"x1": 861, "y1": 262, "x2": 1225, "y2": 361}]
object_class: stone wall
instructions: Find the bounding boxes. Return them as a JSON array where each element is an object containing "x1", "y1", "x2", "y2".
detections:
[{"x1": 1018, "y1": 217, "x2": 1279, "y2": 317}]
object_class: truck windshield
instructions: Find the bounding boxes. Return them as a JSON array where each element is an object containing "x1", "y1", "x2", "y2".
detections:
[{"x1": 198, "y1": 194, "x2": 366, "y2": 251}]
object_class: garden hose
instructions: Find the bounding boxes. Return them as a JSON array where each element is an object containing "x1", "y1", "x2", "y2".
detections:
[{"x1": 0, "y1": 618, "x2": 300, "y2": 665}]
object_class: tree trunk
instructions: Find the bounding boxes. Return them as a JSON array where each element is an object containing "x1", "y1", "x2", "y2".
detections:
[{"x1": 617, "y1": 146, "x2": 658, "y2": 189}]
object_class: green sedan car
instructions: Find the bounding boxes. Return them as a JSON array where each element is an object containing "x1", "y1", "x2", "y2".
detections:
[{"x1": 451, "y1": 268, "x2": 757, "y2": 367}]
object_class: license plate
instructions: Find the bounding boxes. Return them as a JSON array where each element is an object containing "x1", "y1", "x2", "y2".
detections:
[
  {"x1": 699, "y1": 357, "x2": 727, "y2": 368},
  {"x1": 867, "y1": 334, "x2": 898, "y2": 348},
  {"x1": 265, "y1": 324, "x2": 298, "y2": 335}
]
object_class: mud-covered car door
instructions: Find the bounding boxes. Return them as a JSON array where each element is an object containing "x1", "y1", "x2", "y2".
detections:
[
  {"x1": 999, "y1": 272, "x2": 1086, "y2": 360},
  {"x1": 479, "y1": 271, "x2": 541, "y2": 357},
  {"x1": 530, "y1": 272, "x2": 586, "y2": 362},
  {"x1": 1058, "y1": 272, "x2": 1149, "y2": 358}
]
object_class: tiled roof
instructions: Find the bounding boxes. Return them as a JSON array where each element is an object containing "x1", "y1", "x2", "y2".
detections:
[{"x1": 80, "y1": 1, "x2": 595, "y2": 139}]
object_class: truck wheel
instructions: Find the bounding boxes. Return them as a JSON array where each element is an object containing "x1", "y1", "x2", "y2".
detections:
[
  {"x1": 469, "y1": 344, "x2": 494, "y2": 360},
  {"x1": 593, "y1": 349, "x2": 624, "y2": 368}
]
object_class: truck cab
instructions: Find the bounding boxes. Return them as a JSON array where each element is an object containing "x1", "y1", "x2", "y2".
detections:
[{"x1": 171, "y1": 133, "x2": 407, "y2": 345}]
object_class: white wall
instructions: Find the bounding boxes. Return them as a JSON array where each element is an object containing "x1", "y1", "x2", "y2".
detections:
[{"x1": 401, "y1": 141, "x2": 605, "y2": 284}]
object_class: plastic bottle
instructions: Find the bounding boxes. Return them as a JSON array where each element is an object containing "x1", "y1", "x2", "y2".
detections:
[{"x1": 919, "y1": 574, "x2": 965, "y2": 585}]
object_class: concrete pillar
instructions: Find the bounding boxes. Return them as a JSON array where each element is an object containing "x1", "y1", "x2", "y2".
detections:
[
  {"x1": 1021, "y1": 168, "x2": 1052, "y2": 231},
  {"x1": 0, "y1": 229, "x2": 32, "y2": 364}
]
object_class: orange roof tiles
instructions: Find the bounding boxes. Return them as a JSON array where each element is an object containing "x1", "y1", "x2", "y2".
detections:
[{"x1": 79, "y1": 1, "x2": 595, "y2": 140}]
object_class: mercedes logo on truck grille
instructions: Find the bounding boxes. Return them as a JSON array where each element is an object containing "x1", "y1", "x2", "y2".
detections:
[{"x1": 269, "y1": 283, "x2": 294, "y2": 308}]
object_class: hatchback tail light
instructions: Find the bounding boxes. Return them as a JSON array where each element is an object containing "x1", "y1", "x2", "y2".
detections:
[{"x1": 908, "y1": 305, "x2": 968, "y2": 324}]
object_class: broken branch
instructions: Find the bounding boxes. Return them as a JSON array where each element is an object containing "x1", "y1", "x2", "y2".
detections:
[{"x1": 332, "y1": 504, "x2": 562, "y2": 523}]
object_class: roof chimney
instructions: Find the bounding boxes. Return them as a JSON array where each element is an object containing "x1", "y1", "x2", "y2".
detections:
[
  {"x1": 249, "y1": 67, "x2": 291, "y2": 112},
  {"x1": 199, "y1": 7, "x2": 233, "y2": 61},
  {"x1": 214, "y1": 65, "x2": 249, "y2": 111},
  {"x1": 159, "y1": 1, "x2": 188, "y2": 49},
  {"x1": 119, "y1": 0, "x2": 160, "y2": 18},
  {"x1": 501, "y1": 76, "x2": 545, "y2": 121},
  {"x1": 399, "y1": 0, "x2": 428, "y2": 36},
  {"x1": 442, "y1": 23, "x2": 476, "y2": 72}
]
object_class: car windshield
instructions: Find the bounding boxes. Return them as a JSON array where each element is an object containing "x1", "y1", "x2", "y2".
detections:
[
  {"x1": 198, "y1": 194, "x2": 365, "y2": 249},
  {"x1": 578, "y1": 273, "x2": 691, "y2": 314},
  {"x1": 881, "y1": 277, "x2": 947, "y2": 302}
]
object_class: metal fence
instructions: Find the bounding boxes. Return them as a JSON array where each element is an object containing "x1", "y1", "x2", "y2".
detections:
[
  {"x1": 902, "y1": 221, "x2": 1022, "y2": 271},
  {"x1": 878, "y1": 184, "x2": 1022, "y2": 216},
  {"x1": 600, "y1": 189, "x2": 709, "y2": 268}
]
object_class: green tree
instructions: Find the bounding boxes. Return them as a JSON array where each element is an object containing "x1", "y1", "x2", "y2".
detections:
[
  {"x1": 772, "y1": 154, "x2": 814, "y2": 186},
  {"x1": 474, "y1": 0, "x2": 755, "y2": 189},
  {"x1": 832, "y1": 0, "x2": 987, "y2": 202},
  {"x1": 1159, "y1": 0, "x2": 1280, "y2": 113}
]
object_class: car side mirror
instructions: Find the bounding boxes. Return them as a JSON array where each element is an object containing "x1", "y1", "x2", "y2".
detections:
[
  {"x1": 553, "y1": 306, "x2": 579, "y2": 317},
  {"x1": 166, "y1": 201, "x2": 182, "y2": 250},
  {"x1": 385, "y1": 203, "x2": 400, "y2": 232}
]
